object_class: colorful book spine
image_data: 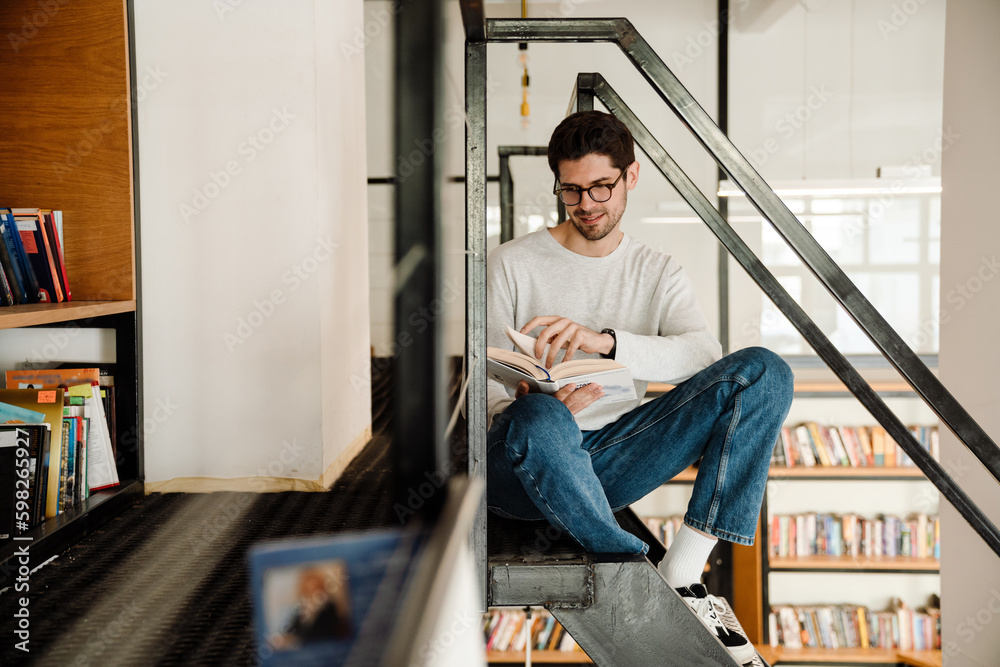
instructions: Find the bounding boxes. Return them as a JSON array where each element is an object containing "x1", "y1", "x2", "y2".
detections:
[
  {"x1": 768, "y1": 512, "x2": 939, "y2": 559},
  {"x1": 482, "y1": 608, "x2": 582, "y2": 653},
  {"x1": 771, "y1": 424, "x2": 939, "y2": 469},
  {"x1": 769, "y1": 601, "x2": 940, "y2": 650}
]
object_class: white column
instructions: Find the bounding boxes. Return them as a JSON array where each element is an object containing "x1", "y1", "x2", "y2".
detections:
[{"x1": 939, "y1": 2, "x2": 1000, "y2": 664}]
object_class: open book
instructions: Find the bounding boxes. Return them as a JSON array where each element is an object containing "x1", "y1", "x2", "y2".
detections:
[{"x1": 487, "y1": 326, "x2": 637, "y2": 403}]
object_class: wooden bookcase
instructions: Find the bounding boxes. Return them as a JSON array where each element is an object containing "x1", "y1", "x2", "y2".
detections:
[
  {"x1": 623, "y1": 375, "x2": 943, "y2": 663},
  {"x1": 730, "y1": 376, "x2": 942, "y2": 664},
  {"x1": 0, "y1": 0, "x2": 143, "y2": 577}
]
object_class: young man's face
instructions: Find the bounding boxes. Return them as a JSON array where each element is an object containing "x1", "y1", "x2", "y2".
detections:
[{"x1": 556, "y1": 153, "x2": 638, "y2": 243}]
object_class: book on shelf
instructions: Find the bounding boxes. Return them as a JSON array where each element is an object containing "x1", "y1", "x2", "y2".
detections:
[
  {"x1": 483, "y1": 608, "x2": 583, "y2": 654},
  {"x1": 17, "y1": 361, "x2": 118, "y2": 455},
  {"x1": 0, "y1": 426, "x2": 32, "y2": 542},
  {"x1": 0, "y1": 209, "x2": 41, "y2": 304},
  {"x1": 6, "y1": 367, "x2": 100, "y2": 390},
  {"x1": 487, "y1": 325, "x2": 636, "y2": 402},
  {"x1": 642, "y1": 515, "x2": 685, "y2": 550},
  {"x1": 5, "y1": 368, "x2": 118, "y2": 492},
  {"x1": 0, "y1": 247, "x2": 14, "y2": 306},
  {"x1": 0, "y1": 388, "x2": 65, "y2": 520},
  {"x1": 0, "y1": 424, "x2": 49, "y2": 532},
  {"x1": 64, "y1": 400, "x2": 90, "y2": 506},
  {"x1": 772, "y1": 422, "x2": 938, "y2": 470},
  {"x1": 0, "y1": 207, "x2": 70, "y2": 307},
  {"x1": 769, "y1": 597, "x2": 941, "y2": 651},
  {"x1": 768, "y1": 512, "x2": 940, "y2": 560},
  {"x1": 11, "y1": 208, "x2": 63, "y2": 303},
  {"x1": 41, "y1": 210, "x2": 71, "y2": 301},
  {"x1": 1, "y1": 377, "x2": 118, "y2": 524}
]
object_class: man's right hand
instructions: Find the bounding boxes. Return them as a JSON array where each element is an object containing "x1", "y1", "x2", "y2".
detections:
[{"x1": 515, "y1": 380, "x2": 605, "y2": 415}]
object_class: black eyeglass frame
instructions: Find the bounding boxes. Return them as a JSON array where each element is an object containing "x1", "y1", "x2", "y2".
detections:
[{"x1": 552, "y1": 168, "x2": 627, "y2": 206}]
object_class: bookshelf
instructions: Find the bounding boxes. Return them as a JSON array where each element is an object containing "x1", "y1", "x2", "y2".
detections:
[
  {"x1": 0, "y1": 301, "x2": 137, "y2": 329},
  {"x1": 487, "y1": 651, "x2": 592, "y2": 664},
  {"x1": 735, "y1": 365, "x2": 942, "y2": 663},
  {"x1": 0, "y1": 0, "x2": 142, "y2": 575},
  {"x1": 485, "y1": 607, "x2": 594, "y2": 665},
  {"x1": 758, "y1": 647, "x2": 942, "y2": 665},
  {"x1": 767, "y1": 555, "x2": 939, "y2": 573}
]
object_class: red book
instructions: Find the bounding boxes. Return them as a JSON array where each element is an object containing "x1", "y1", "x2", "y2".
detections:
[{"x1": 42, "y1": 211, "x2": 71, "y2": 301}]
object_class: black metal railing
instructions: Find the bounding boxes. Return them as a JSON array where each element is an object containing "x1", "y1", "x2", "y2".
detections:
[
  {"x1": 461, "y1": 7, "x2": 1000, "y2": 599},
  {"x1": 573, "y1": 71, "x2": 1000, "y2": 555},
  {"x1": 497, "y1": 145, "x2": 566, "y2": 243}
]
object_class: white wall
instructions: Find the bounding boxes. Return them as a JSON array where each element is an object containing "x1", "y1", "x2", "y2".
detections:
[
  {"x1": 135, "y1": 0, "x2": 371, "y2": 488},
  {"x1": 365, "y1": 0, "x2": 949, "y2": 358},
  {"x1": 365, "y1": 0, "x2": 724, "y2": 354},
  {"x1": 729, "y1": 0, "x2": 946, "y2": 182},
  {"x1": 939, "y1": 2, "x2": 1000, "y2": 665},
  {"x1": 727, "y1": 0, "x2": 947, "y2": 351}
]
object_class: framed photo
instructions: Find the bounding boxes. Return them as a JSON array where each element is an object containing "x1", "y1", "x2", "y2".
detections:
[{"x1": 249, "y1": 528, "x2": 408, "y2": 666}]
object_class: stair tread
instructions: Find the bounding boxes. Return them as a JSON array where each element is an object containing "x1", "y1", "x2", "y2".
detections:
[
  {"x1": 487, "y1": 512, "x2": 588, "y2": 562},
  {"x1": 487, "y1": 508, "x2": 667, "y2": 565}
]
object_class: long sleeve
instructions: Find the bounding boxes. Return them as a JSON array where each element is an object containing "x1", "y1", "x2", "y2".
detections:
[
  {"x1": 483, "y1": 229, "x2": 722, "y2": 432},
  {"x1": 486, "y1": 250, "x2": 517, "y2": 426},
  {"x1": 613, "y1": 261, "x2": 722, "y2": 383}
]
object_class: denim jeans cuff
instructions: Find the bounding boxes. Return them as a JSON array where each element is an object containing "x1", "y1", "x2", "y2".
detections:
[{"x1": 683, "y1": 516, "x2": 755, "y2": 547}]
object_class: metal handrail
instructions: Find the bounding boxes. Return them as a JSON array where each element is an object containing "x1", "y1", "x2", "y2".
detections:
[
  {"x1": 497, "y1": 145, "x2": 563, "y2": 243},
  {"x1": 577, "y1": 72, "x2": 1000, "y2": 557},
  {"x1": 487, "y1": 17, "x2": 1000, "y2": 489},
  {"x1": 464, "y1": 15, "x2": 1000, "y2": 559}
]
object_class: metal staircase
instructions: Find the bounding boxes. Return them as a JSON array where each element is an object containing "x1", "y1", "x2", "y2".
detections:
[
  {"x1": 487, "y1": 509, "x2": 760, "y2": 665},
  {"x1": 458, "y1": 5, "x2": 1000, "y2": 666}
]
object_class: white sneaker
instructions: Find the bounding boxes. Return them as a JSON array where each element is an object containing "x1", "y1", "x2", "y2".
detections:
[{"x1": 676, "y1": 583, "x2": 756, "y2": 665}]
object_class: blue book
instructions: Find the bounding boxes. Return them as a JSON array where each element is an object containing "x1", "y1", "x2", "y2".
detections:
[
  {"x1": 62, "y1": 417, "x2": 76, "y2": 511},
  {"x1": 248, "y1": 528, "x2": 416, "y2": 667},
  {"x1": 0, "y1": 400, "x2": 45, "y2": 424},
  {"x1": 0, "y1": 214, "x2": 29, "y2": 304},
  {"x1": 0, "y1": 209, "x2": 41, "y2": 303},
  {"x1": 0, "y1": 238, "x2": 16, "y2": 305}
]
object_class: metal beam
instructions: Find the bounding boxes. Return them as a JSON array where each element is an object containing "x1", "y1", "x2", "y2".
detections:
[
  {"x1": 394, "y1": 0, "x2": 446, "y2": 519},
  {"x1": 498, "y1": 146, "x2": 549, "y2": 158},
  {"x1": 465, "y1": 38, "x2": 489, "y2": 610},
  {"x1": 498, "y1": 153, "x2": 513, "y2": 243},
  {"x1": 490, "y1": 561, "x2": 595, "y2": 608},
  {"x1": 488, "y1": 17, "x2": 624, "y2": 43},
  {"x1": 459, "y1": 0, "x2": 485, "y2": 41},
  {"x1": 497, "y1": 146, "x2": 550, "y2": 244},
  {"x1": 490, "y1": 556, "x2": 747, "y2": 665},
  {"x1": 578, "y1": 71, "x2": 1000, "y2": 557},
  {"x1": 716, "y1": 0, "x2": 730, "y2": 355},
  {"x1": 486, "y1": 17, "x2": 1000, "y2": 493}
]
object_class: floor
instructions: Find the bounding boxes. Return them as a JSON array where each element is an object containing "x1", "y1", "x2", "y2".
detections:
[{"x1": 0, "y1": 436, "x2": 397, "y2": 667}]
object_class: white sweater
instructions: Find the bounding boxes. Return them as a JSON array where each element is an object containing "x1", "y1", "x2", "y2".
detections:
[{"x1": 487, "y1": 229, "x2": 722, "y2": 431}]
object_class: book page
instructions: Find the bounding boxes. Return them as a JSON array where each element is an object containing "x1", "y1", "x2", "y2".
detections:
[
  {"x1": 555, "y1": 367, "x2": 637, "y2": 403},
  {"x1": 86, "y1": 384, "x2": 118, "y2": 490},
  {"x1": 505, "y1": 325, "x2": 551, "y2": 361}
]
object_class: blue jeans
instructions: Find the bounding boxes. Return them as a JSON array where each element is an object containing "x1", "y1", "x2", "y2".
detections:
[{"x1": 486, "y1": 347, "x2": 794, "y2": 554}]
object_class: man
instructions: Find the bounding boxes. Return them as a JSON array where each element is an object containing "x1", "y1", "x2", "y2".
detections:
[{"x1": 486, "y1": 110, "x2": 793, "y2": 665}]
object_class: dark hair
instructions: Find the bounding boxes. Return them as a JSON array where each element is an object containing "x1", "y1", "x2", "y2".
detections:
[{"x1": 547, "y1": 111, "x2": 635, "y2": 179}]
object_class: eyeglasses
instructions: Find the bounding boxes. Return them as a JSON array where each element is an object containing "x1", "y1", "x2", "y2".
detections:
[{"x1": 553, "y1": 169, "x2": 627, "y2": 206}]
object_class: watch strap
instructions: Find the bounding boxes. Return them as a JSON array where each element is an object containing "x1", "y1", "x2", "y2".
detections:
[{"x1": 600, "y1": 328, "x2": 617, "y2": 359}]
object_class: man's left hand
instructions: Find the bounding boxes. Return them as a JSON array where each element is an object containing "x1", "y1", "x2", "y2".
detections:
[{"x1": 520, "y1": 316, "x2": 615, "y2": 368}]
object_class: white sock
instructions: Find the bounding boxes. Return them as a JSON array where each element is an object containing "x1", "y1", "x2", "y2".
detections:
[{"x1": 658, "y1": 524, "x2": 718, "y2": 588}]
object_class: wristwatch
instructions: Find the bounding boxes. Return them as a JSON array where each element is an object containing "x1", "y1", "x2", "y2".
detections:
[{"x1": 600, "y1": 328, "x2": 617, "y2": 359}]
